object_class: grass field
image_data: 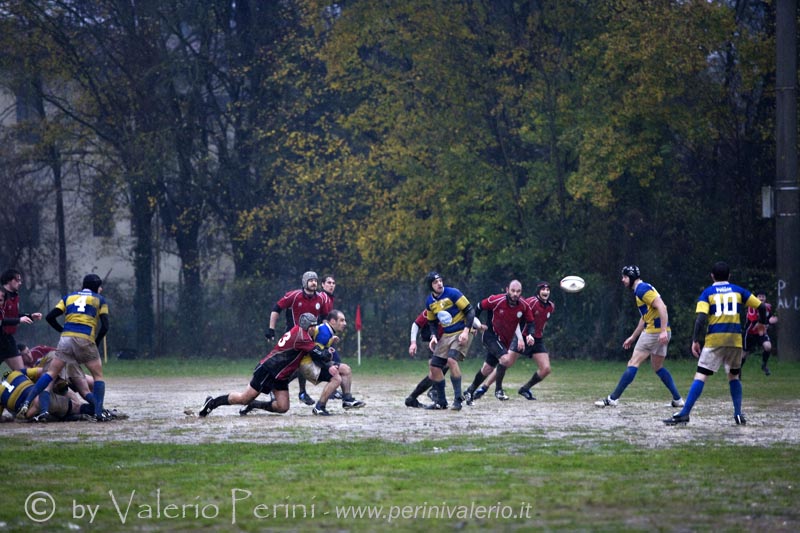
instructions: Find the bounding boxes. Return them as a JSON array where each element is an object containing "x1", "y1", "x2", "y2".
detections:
[{"x1": 1, "y1": 357, "x2": 798, "y2": 532}]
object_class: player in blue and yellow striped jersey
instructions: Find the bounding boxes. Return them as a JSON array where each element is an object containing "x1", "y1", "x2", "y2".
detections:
[
  {"x1": 595, "y1": 265, "x2": 683, "y2": 408},
  {"x1": 665, "y1": 262, "x2": 767, "y2": 426},
  {"x1": 1, "y1": 368, "x2": 39, "y2": 418},
  {"x1": 303, "y1": 310, "x2": 365, "y2": 415},
  {"x1": 17, "y1": 274, "x2": 110, "y2": 422},
  {"x1": 423, "y1": 271, "x2": 475, "y2": 411},
  {"x1": 2, "y1": 368, "x2": 95, "y2": 421}
]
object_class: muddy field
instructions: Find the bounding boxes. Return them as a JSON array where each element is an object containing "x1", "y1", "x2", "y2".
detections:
[{"x1": 4, "y1": 376, "x2": 799, "y2": 448}]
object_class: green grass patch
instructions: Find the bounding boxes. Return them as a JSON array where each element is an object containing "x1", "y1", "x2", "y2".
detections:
[{"x1": 1, "y1": 436, "x2": 798, "y2": 531}]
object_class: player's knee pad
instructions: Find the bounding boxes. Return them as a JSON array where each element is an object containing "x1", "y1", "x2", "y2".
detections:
[
  {"x1": 730, "y1": 367, "x2": 741, "y2": 376},
  {"x1": 447, "y1": 349, "x2": 465, "y2": 362},
  {"x1": 430, "y1": 355, "x2": 448, "y2": 369},
  {"x1": 697, "y1": 366, "x2": 714, "y2": 376}
]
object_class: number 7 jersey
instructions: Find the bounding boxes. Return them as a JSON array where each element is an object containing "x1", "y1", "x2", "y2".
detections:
[{"x1": 695, "y1": 282, "x2": 761, "y2": 348}]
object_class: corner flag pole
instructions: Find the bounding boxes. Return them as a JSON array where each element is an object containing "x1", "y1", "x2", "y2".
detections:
[{"x1": 355, "y1": 305, "x2": 362, "y2": 366}]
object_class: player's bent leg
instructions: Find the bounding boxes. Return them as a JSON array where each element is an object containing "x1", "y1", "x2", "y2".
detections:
[
  {"x1": 761, "y1": 341, "x2": 772, "y2": 375},
  {"x1": 429, "y1": 365, "x2": 445, "y2": 382},
  {"x1": 69, "y1": 372, "x2": 92, "y2": 400},
  {"x1": 532, "y1": 352, "x2": 551, "y2": 378},
  {"x1": 271, "y1": 390, "x2": 290, "y2": 413},
  {"x1": 446, "y1": 355, "x2": 462, "y2": 379},
  {"x1": 340, "y1": 367, "x2": 367, "y2": 410},
  {"x1": 627, "y1": 349, "x2": 650, "y2": 369},
  {"x1": 229, "y1": 385, "x2": 261, "y2": 406},
  {"x1": 318, "y1": 370, "x2": 342, "y2": 406},
  {"x1": 493, "y1": 352, "x2": 520, "y2": 399}
]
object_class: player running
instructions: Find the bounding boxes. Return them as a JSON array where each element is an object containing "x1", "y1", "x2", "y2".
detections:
[
  {"x1": 464, "y1": 280, "x2": 533, "y2": 404},
  {"x1": 422, "y1": 271, "x2": 475, "y2": 411},
  {"x1": 595, "y1": 265, "x2": 683, "y2": 409}
]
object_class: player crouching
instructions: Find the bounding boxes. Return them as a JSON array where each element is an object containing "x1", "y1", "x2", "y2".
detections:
[{"x1": 243, "y1": 310, "x2": 366, "y2": 416}]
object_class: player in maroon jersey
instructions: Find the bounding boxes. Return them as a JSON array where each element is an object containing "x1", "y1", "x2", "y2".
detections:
[
  {"x1": 200, "y1": 313, "x2": 320, "y2": 417},
  {"x1": 474, "y1": 281, "x2": 554, "y2": 401},
  {"x1": 17, "y1": 344, "x2": 56, "y2": 368},
  {"x1": 404, "y1": 310, "x2": 445, "y2": 408},
  {"x1": 463, "y1": 280, "x2": 534, "y2": 404},
  {"x1": 742, "y1": 290, "x2": 778, "y2": 376},
  {"x1": 1, "y1": 269, "x2": 43, "y2": 371},
  {"x1": 265, "y1": 271, "x2": 331, "y2": 405}
]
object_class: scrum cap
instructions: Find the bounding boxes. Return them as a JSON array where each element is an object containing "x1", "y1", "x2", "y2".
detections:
[
  {"x1": 82, "y1": 274, "x2": 103, "y2": 293},
  {"x1": 620, "y1": 265, "x2": 640, "y2": 283},
  {"x1": 302, "y1": 271, "x2": 318, "y2": 290},
  {"x1": 424, "y1": 271, "x2": 443, "y2": 291},
  {"x1": 536, "y1": 281, "x2": 551, "y2": 294},
  {"x1": 298, "y1": 313, "x2": 317, "y2": 330}
]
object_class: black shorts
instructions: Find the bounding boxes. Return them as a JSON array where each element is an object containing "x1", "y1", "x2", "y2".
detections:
[
  {"x1": 0, "y1": 334, "x2": 18, "y2": 359},
  {"x1": 249, "y1": 362, "x2": 291, "y2": 393},
  {"x1": 743, "y1": 334, "x2": 769, "y2": 352},
  {"x1": 271, "y1": 379, "x2": 290, "y2": 391},
  {"x1": 318, "y1": 364, "x2": 334, "y2": 383},
  {"x1": 523, "y1": 338, "x2": 547, "y2": 357},
  {"x1": 482, "y1": 332, "x2": 507, "y2": 367}
]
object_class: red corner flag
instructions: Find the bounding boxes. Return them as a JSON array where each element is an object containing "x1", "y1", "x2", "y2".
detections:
[{"x1": 355, "y1": 305, "x2": 362, "y2": 331}]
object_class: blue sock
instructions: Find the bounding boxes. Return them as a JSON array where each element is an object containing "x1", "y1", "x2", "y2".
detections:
[
  {"x1": 26, "y1": 373, "x2": 53, "y2": 404},
  {"x1": 85, "y1": 392, "x2": 96, "y2": 407},
  {"x1": 729, "y1": 379, "x2": 743, "y2": 416},
  {"x1": 450, "y1": 376, "x2": 462, "y2": 400},
  {"x1": 656, "y1": 367, "x2": 681, "y2": 400},
  {"x1": 39, "y1": 391, "x2": 51, "y2": 414},
  {"x1": 93, "y1": 381, "x2": 105, "y2": 417},
  {"x1": 79, "y1": 403, "x2": 93, "y2": 415},
  {"x1": 435, "y1": 380, "x2": 446, "y2": 405},
  {"x1": 611, "y1": 366, "x2": 638, "y2": 400},
  {"x1": 680, "y1": 379, "x2": 705, "y2": 416}
]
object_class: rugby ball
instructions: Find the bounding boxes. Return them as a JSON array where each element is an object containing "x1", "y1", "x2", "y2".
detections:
[{"x1": 560, "y1": 275, "x2": 585, "y2": 293}]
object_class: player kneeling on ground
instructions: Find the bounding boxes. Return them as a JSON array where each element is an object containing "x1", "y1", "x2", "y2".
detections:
[
  {"x1": 243, "y1": 310, "x2": 365, "y2": 416},
  {"x1": 199, "y1": 313, "x2": 320, "y2": 417}
]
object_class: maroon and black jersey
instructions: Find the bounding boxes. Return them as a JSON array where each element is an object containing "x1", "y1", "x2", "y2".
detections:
[
  {"x1": 259, "y1": 325, "x2": 316, "y2": 380},
  {"x1": 414, "y1": 310, "x2": 445, "y2": 339},
  {"x1": 745, "y1": 302, "x2": 772, "y2": 337},
  {"x1": 273, "y1": 290, "x2": 331, "y2": 330},
  {"x1": 478, "y1": 294, "x2": 534, "y2": 347},
  {"x1": 1, "y1": 290, "x2": 20, "y2": 335},
  {"x1": 321, "y1": 291, "x2": 335, "y2": 319},
  {"x1": 524, "y1": 296, "x2": 555, "y2": 339},
  {"x1": 30, "y1": 345, "x2": 56, "y2": 366}
]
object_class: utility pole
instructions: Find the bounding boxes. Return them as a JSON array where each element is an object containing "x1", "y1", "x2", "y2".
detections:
[{"x1": 775, "y1": 0, "x2": 799, "y2": 361}]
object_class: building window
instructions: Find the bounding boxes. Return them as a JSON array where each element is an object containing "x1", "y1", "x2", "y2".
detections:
[{"x1": 16, "y1": 202, "x2": 40, "y2": 247}]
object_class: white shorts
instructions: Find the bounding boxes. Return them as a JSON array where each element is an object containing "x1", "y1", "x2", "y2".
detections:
[
  {"x1": 698, "y1": 346, "x2": 743, "y2": 374},
  {"x1": 634, "y1": 331, "x2": 670, "y2": 357}
]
